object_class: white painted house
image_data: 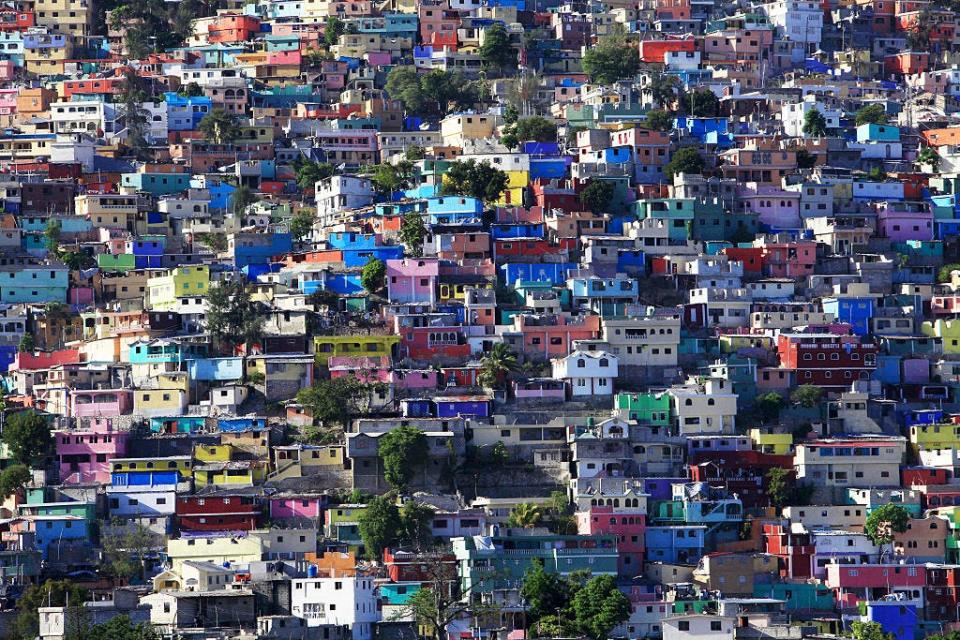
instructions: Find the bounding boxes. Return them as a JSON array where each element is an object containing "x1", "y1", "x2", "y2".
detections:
[{"x1": 552, "y1": 350, "x2": 619, "y2": 397}]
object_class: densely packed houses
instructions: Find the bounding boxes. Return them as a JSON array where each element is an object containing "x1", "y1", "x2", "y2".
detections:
[{"x1": 3, "y1": 0, "x2": 960, "y2": 638}]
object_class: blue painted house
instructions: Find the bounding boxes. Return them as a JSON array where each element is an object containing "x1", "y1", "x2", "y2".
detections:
[
  {"x1": 164, "y1": 92, "x2": 212, "y2": 130},
  {"x1": 821, "y1": 295, "x2": 875, "y2": 336}
]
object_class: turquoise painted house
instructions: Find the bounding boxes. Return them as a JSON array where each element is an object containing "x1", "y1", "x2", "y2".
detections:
[
  {"x1": 121, "y1": 171, "x2": 191, "y2": 196},
  {"x1": 0, "y1": 264, "x2": 69, "y2": 303}
]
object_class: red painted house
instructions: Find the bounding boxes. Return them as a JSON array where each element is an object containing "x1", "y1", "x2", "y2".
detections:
[
  {"x1": 763, "y1": 522, "x2": 814, "y2": 579},
  {"x1": 176, "y1": 494, "x2": 261, "y2": 532},
  {"x1": 208, "y1": 15, "x2": 261, "y2": 44},
  {"x1": 383, "y1": 549, "x2": 457, "y2": 583},
  {"x1": 0, "y1": 9, "x2": 33, "y2": 30},
  {"x1": 639, "y1": 37, "x2": 696, "y2": 64},
  {"x1": 493, "y1": 238, "x2": 567, "y2": 263},
  {"x1": 399, "y1": 325, "x2": 472, "y2": 361},
  {"x1": 776, "y1": 333, "x2": 878, "y2": 390},
  {"x1": 926, "y1": 565, "x2": 960, "y2": 621}
]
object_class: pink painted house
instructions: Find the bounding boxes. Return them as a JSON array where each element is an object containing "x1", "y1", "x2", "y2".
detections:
[
  {"x1": 69, "y1": 389, "x2": 133, "y2": 418},
  {"x1": 737, "y1": 185, "x2": 801, "y2": 229},
  {"x1": 496, "y1": 205, "x2": 544, "y2": 224},
  {"x1": 825, "y1": 563, "x2": 927, "y2": 609},
  {"x1": 269, "y1": 495, "x2": 325, "y2": 520},
  {"x1": 876, "y1": 204, "x2": 933, "y2": 242},
  {"x1": 578, "y1": 504, "x2": 646, "y2": 575},
  {"x1": 55, "y1": 417, "x2": 129, "y2": 484},
  {"x1": 390, "y1": 368, "x2": 439, "y2": 391},
  {"x1": 760, "y1": 240, "x2": 817, "y2": 278},
  {"x1": 328, "y1": 356, "x2": 390, "y2": 383},
  {"x1": 513, "y1": 378, "x2": 567, "y2": 402},
  {"x1": 386, "y1": 257, "x2": 440, "y2": 304}
]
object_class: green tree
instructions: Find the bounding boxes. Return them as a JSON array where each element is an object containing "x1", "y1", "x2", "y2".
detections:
[
  {"x1": 917, "y1": 147, "x2": 940, "y2": 169},
  {"x1": 865, "y1": 503, "x2": 910, "y2": 547},
  {"x1": 357, "y1": 494, "x2": 401, "y2": 560},
  {"x1": 44, "y1": 218, "x2": 61, "y2": 254},
  {"x1": 802, "y1": 109, "x2": 828, "y2": 137},
  {"x1": 579, "y1": 180, "x2": 615, "y2": 213},
  {"x1": 939, "y1": 263, "x2": 960, "y2": 283},
  {"x1": 18, "y1": 333, "x2": 35, "y2": 353},
  {"x1": 386, "y1": 66, "x2": 428, "y2": 113},
  {"x1": 755, "y1": 392, "x2": 785, "y2": 424},
  {"x1": 649, "y1": 74, "x2": 681, "y2": 108},
  {"x1": 501, "y1": 131, "x2": 520, "y2": 151},
  {"x1": 582, "y1": 28, "x2": 638, "y2": 84},
  {"x1": 478, "y1": 22, "x2": 515, "y2": 73},
  {"x1": 379, "y1": 426, "x2": 429, "y2": 492},
  {"x1": 790, "y1": 384, "x2": 823, "y2": 408},
  {"x1": 399, "y1": 211, "x2": 427, "y2": 257},
  {"x1": 855, "y1": 104, "x2": 888, "y2": 126},
  {"x1": 205, "y1": 279, "x2": 265, "y2": 351},
  {"x1": 3, "y1": 411, "x2": 52, "y2": 466},
  {"x1": 369, "y1": 160, "x2": 415, "y2": 197},
  {"x1": 405, "y1": 145, "x2": 426, "y2": 161},
  {"x1": 399, "y1": 500, "x2": 436, "y2": 551},
  {"x1": 101, "y1": 523, "x2": 156, "y2": 582},
  {"x1": 851, "y1": 621, "x2": 894, "y2": 640},
  {"x1": 441, "y1": 160, "x2": 508, "y2": 203},
  {"x1": 289, "y1": 208, "x2": 316, "y2": 246},
  {"x1": 513, "y1": 116, "x2": 557, "y2": 143},
  {"x1": 229, "y1": 185, "x2": 259, "y2": 215},
  {"x1": 507, "y1": 502, "x2": 543, "y2": 528},
  {"x1": 11, "y1": 580, "x2": 88, "y2": 640},
  {"x1": 569, "y1": 575, "x2": 631, "y2": 640},
  {"x1": 179, "y1": 82, "x2": 203, "y2": 97},
  {"x1": 196, "y1": 232, "x2": 228, "y2": 253},
  {"x1": 796, "y1": 148, "x2": 817, "y2": 169},
  {"x1": 0, "y1": 464, "x2": 30, "y2": 498},
  {"x1": 664, "y1": 147, "x2": 704, "y2": 179},
  {"x1": 868, "y1": 166, "x2": 887, "y2": 181},
  {"x1": 386, "y1": 67, "x2": 482, "y2": 115},
  {"x1": 294, "y1": 159, "x2": 337, "y2": 194},
  {"x1": 765, "y1": 467, "x2": 792, "y2": 510},
  {"x1": 478, "y1": 342, "x2": 518, "y2": 389},
  {"x1": 520, "y1": 559, "x2": 574, "y2": 623},
  {"x1": 297, "y1": 375, "x2": 370, "y2": 431},
  {"x1": 684, "y1": 89, "x2": 720, "y2": 117},
  {"x1": 360, "y1": 257, "x2": 386, "y2": 294},
  {"x1": 324, "y1": 16, "x2": 345, "y2": 47},
  {"x1": 199, "y1": 108, "x2": 241, "y2": 144},
  {"x1": 87, "y1": 614, "x2": 157, "y2": 640},
  {"x1": 490, "y1": 440, "x2": 509, "y2": 466},
  {"x1": 643, "y1": 109, "x2": 674, "y2": 132}
]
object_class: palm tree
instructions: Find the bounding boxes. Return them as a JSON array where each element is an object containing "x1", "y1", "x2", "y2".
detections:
[
  {"x1": 507, "y1": 503, "x2": 543, "y2": 529},
  {"x1": 478, "y1": 343, "x2": 518, "y2": 389},
  {"x1": 199, "y1": 108, "x2": 241, "y2": 144}
]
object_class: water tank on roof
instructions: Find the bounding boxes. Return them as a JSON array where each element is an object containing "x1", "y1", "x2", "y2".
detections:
[{"x1": 308, "y1": 565, "x2": 318, "y2": 578}]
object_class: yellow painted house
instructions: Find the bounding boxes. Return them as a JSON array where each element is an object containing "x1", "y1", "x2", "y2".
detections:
[
  {"x1": 909, "y1": 423, "x2": 960, "y2": 451},
  {"x1": 193, "y1": 461, "x2": 266, "y2": 488},
  {"x1": 147, "y1": 265, "x2": 210, "y2": 310},
  {"x1": 439, "y1": 281, "x2": 493, "y2": 303},
  {"x1": 313, "y1": 334, "x2": 400, "y2": 365},
  {"x1": 111, "y1": 455, "x2": 193, "y2": 478},
  {"x1": 133, "y1": 372, "x2": 190, "y2": 417},
  {"x1": 193, "y1": 444, "x2": 234, "y2": 464},
  {"x1": 923, "y1": 319, "x2": 960, "y2": 355},
  {"x1": 496, "y1": 169, "x2": 528, "y2": 207},
  {"x1": 166, "y1": 534, "x2": 263, "y2": 574},
  {"x1": 749, "y1": 429, "x2": 792, "y2": 455}
]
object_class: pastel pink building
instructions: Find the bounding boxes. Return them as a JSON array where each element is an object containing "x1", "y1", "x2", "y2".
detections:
[
  {"x1": 390, "y1": 368, "x2": 439, "y2": 391},
  {"x1": 386, "y1": 257, "x2": 440, "y2": 304},
  {"x1": 760, "y1": 241, "x2": 817, "y2": 278},
  {"x1": 496, "y1": 205, "x2": 544, "y2": 224},
  {"x1": 737, "y1": 185, "x2": 801, "y2": 229},
  {"x1": 0, "y1": 87, "x2": 17, "y2": 117},
  {"x1": 876, "y1": 206, "x2": 933, "y2": 242},
  {"x1": 269, "y1": 496, "x2": 325, "y2": 520},
  {"x1": 578, "y1": 504, "x2": 646, "y2": 575},
  {"x1": 328, "y1": 356, "x2": 390, "y2": 383},
  {"x1": 69, "y1": 389, "x2": 133, "y2": 418},
  {"x1": 55, "y1": 417, "x2": 129, "y2": 484},
  {"x1": 826, "y1": 563, "x2": 927, "y2": 608}
]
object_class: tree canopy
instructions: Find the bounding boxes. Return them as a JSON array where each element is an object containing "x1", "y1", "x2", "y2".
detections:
[
  {"x1": 855, "y1": 103, "x2": 888, "y2": 126},
  {"x1": 361, "y1": 257, "x2": 386, "y2": 294},
  {"x1": 399, "y1": 211, "x2": 427, "y2": 257},
  {"x1": 205, "y1": 279, "x2": 265, "y2": 351},
  {"x1": 2, "y1": 411, "x2": 52, "y2": 467},
  {"x1": 478, "y1": 23, "x2": 515, "y2": 72},
  {"x1": 378, "y1": 426, "x2": 429, "y2": 492},
  {"x1": 865, "y1": 503, "x2": 910, "y2": 546},
  {"x1": 582, "y1": 28, "x2": 639, "y2": 85},
  {"x1": 664, "y1": 147, "x2": 705, "y2": 179},
  {"x1": 297, "y1": 375, "x2": 372, "y2": 433},
  {"x1": 579, "y1": 180, "x2": 616, "y2": 213},
  {"x1": 440, "y1": 160, "x2": 509, "y2": 203},
  {"x1": 198, "y1": 108, "x2": 242, "y2": 144},
  {"x1": 802, "y1": 109, "x2": 828, "y2": 137},
  {"x1": 386, "y1": 67, "x2": 483, "y2": 115}
]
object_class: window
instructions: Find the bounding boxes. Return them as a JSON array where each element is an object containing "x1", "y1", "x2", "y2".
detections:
[{"x1": 678, "y1": 622, "x2": 690, "y2": 631}]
